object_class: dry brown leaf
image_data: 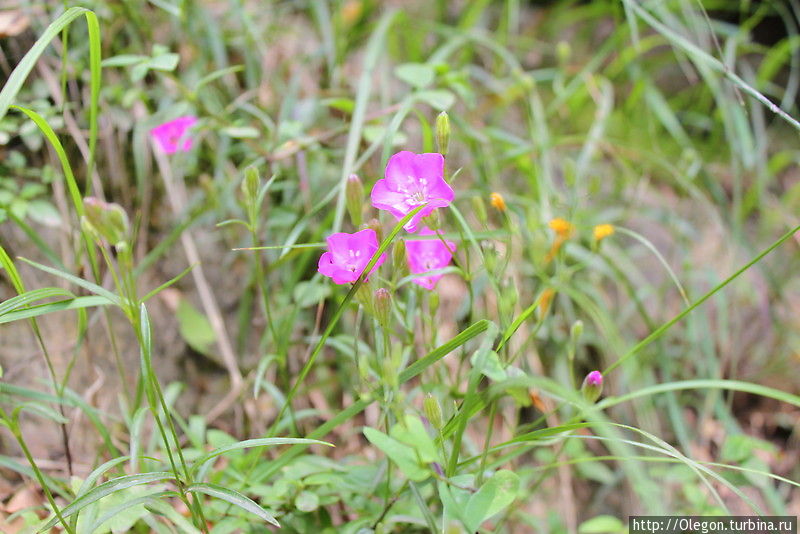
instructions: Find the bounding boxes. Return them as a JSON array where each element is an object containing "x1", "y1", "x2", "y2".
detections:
[
  {"x1": 0, "y1": 11, "x2": 30, "y2": 37},
  {"x1": 3, "y1": 484, "x2": 42, "y2": 514}
]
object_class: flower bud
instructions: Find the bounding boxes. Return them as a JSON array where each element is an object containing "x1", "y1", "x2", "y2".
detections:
[
  {"x1": 593, "y1": 223, "x2": 615, "y2": 242},
  {"x1": 581, "y1": 371, "x2": 603, "y2": 403},
  {"x1": 345, "y1": 173, "x2": 364, "y2": 227},
  {"x1": 363, "y1": 218, "x2": 382, "y2": 243},
  {"x1": 490, "y1": 192, "x2": 506, "y2": 212},
  {"x1": 570, "y1": 320, "x2": 584, "y2": 344},
  {"x1": 374, "y1": 288, "x2": 391, "y2": 328},
  {"x1": 420, "y1": 209, "x2": 440, "y2": 231},
  {"x1": 548, "y1": 217, "x2": 574, "y2": 239},
  {"x1": 423, "y1": 394, "x2": 443, "y2": 430},
  {"x1": 472, "y1": 196, "x2": 488, "y2": 226},
  {"x1": 393, "y1": 240, "x2": 408, "y2": 276},
  {"x1": 241, "y1": 166, "x2": 260, "y2": 202},
  {"x1": 435, "y1": 111, "x2": 450, "y2": 157},
  {"x1": 502, "y1": 282, "x2": 518, "y2": 309},
  {"x1": 83, "y1": 197, "x2": 130, "y2": 247}
]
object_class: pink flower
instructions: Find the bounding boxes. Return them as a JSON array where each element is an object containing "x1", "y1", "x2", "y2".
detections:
[
  {"x1": 405, "y1": 228, "x2": 456, "y2": 290},
  {"x1": 581, "y1": 370, "x2": 603, "y2": 402},
  {"x1": 150, "y1": 116, "x2": 198, "y2": 154},
  {"x1": 583, "y1": 371, "x2": 603, "y2": 388},
  {"x1": 371, "y1": 151, "x2": 454, "y2": 233},
  {"x1": 318, "y1": 229, "x2": 386, "y2": 285}
]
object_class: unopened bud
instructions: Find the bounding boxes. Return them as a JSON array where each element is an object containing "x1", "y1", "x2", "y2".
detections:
[
  {"x1": 593, "y1": 223, "x2": 615, "y2": 242},
  {"x1": 570, "y1": 320, "x2": 584, "y2": 344},
  {"x1": 502, "y1": 282, "x2": 518, "y2": 308},
  {"x1": 242, "y1": 166, "x2": 260, "y2": 202},
  {"x1": 363, "y1": 218, "x2": 382, "y2": 243},
  {"x1": 435, "y1": 111, "x2": 450, "y2": 156},
  {"x1": 374, "y1": 288, "x2": 391, "y2": 327},
  {"x1": 83, "y1": 197, "x2": 130, "y2": 247},
  {"x1": 345, "y1": 174, "x2": 364, "y2": 227},
  {"x1": 581, "y1": 371, "x2": 603, "y2": 403},
  {"x1": 490, "y1": 192, "x2": 506, "y2": 212},
  {"x1": 393, "y1": 240, "x2": 408, "y2": 276},
  {"x1": 421, "y1": 209, "x2": 440, "y2": 231},
  {"x1": 424, "y1": 394, "x2": 443, "y2": 430},
  {"x1": 472, "y1": 196, "x2": 488, "y2": 226}
]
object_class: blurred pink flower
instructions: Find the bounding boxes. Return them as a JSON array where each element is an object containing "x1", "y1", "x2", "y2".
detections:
[
  {"x1": 371, "y1": 151, "x2": 453, "y2": 233},
  {"x1": 405, "y1": 228, "x2": 456, "y2": 290},
  {"x1": 318, "y1": 229, "x2": 386, "y2": 284},
  {"x1": 150, "y1": 116, "x2": 198, "y2": 154}
]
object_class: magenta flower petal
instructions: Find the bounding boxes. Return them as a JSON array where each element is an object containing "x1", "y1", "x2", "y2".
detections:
[
  {"x1": 405, "y1": 228, "x2": 456, "y2": 290},
  {"x1": 150, "y1": 116, "x2": 198, "y2": 154},
  {"x1": 371, "y1": 151, "x2": 453, "y2": 233},
  {"x1": 318, "y1": 229, "x2": 386, "y2": 285}
]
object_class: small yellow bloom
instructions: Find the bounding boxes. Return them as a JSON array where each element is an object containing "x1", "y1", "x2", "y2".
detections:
[
  {"x1": 341, "y1": 0, "x2": 363, "y2": 25},
  {"x1": 490, "y1": 192, "x2": 506, "y2": 211},
  {"x1": 548, "y1": 217, "x2": 574, "y2": 239},
  {"x1": 593, "y1": 223, "x2": 615, "y2": 241}
]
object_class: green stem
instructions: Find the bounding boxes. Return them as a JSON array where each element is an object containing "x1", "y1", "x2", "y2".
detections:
[{"x1": 2, "y1": 409, "x2": 75, "y2": 534}]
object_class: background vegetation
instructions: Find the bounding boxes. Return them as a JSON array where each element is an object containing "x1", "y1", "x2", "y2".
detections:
[{"x1": 0, "y1": 0, "x2": 799, "y2": 532}]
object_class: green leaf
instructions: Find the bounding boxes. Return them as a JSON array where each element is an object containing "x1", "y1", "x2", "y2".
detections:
[
  {"x1": 322, "y1": 97, "x2": 354, "y2": 113},
  {"x1": 389, "y1": 415, "x2": 438, "y2": 463},
  {"x1": 147, "y1": 52, "x2": 179, "y2": 71},
  {"x1": 363, "y1": 427, "x2": 429, "y2": 482},
  {"x1": 101, "y1": 54, "x2": 146, "y2": 67},
  {"x1": 292, "y1": 280, "x2": 331, "y2": 308},
  {"x1": 416, "y1": 89, "x2": 455, "y2": 110},
  {"x1": 0, "y1": 8, "x2": 100, "y2": 123},
  {"x1": 26, "y1": 199, "x2": 61, "y2": 226},
  {"x1": 185, "y1": 483, "x2": 280, "y2": 526},
  {"x1": 190, "y1": 437, "x2": 332, "y2": 477},
  {"x1": 471, "y1": 348, "x2": 506, "y2": 381},
  {"x1": 84, "y1": 486, "x2": 168, "y2": 534},
  {"x1": 18, "y1": 257, "x2": 122, "y2": 306},
  {"x1": 39, "y1": 473, "x2": 176, "y2": 531},
  {"x1": 294, "y1": 491, "x2": 319, "y2": 513},
  {"x1": 395, "y1": 63, "x2": 435, "y2": 89},
  {"x1": 176, "y1": 297, "x2": 216, "y2": 355},
  {"x1": 437, "y1": 475, "x2": 473, "y2": 528},
  {"x1": 0, "y1": 287, "x2": 74, "y2": 316},
  {"x1": 0, "y1": 295, "x2": 113, "y2": 324},
  {"x1": 579, "y1": 515, "x2": 625, "y2": 534},
  {"x1": 76, "y1": 456, "x2": 132, "y2": 496},
  {"x1": 220, "y1": 126, "x2": 260, "y2": 139},
  {"x1": 15, "y1": 402, "x2": 68, "y2": 423},
  {"x1": 401, "y1": 320, "x2": 493, "y2": 382},
  {"x1": 462, "y1": 470, "x2": 519, "y2": 531}
]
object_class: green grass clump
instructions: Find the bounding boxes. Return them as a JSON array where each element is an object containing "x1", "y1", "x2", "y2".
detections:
[{"x1": 0, "y1": 0, "x2": 799, "y2": 532}]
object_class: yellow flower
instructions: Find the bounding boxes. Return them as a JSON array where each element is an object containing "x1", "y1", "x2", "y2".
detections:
[
  {"x1": 593, "y1": 223, "x2": 615, "y2": 241},
  {"x1": 490, "y1": 192, "x2": 506, "y2": 211},
  {"x1": 548, "y1": 217, "x2": 574, "y2": 239}
]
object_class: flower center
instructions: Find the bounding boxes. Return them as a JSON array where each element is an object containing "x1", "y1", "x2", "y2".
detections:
[
  {"x1": 399, "y1": 175, "x2": 429, "y2": 205},
  {"x1": 347, "y1": 249, "x2": 362, "y2": 271}
]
